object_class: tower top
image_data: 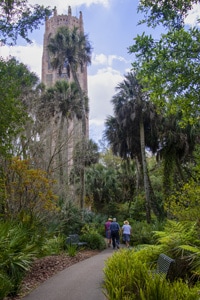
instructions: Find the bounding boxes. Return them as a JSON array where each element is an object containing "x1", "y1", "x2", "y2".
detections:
[
  {"x1": 53, "y1": 6, "x2": 57, "y2": 16},
  {"x1": 44, "y1": 6, "x2": 84, "y2": 33}
]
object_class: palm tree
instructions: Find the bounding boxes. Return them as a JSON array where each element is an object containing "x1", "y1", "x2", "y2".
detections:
[
  {"x1": 52, "y1": 80, "x2": 80, "y2": 189},
  {"x1": 47, "y1": 26, "x2": 92, "y2": 209},
  {"x1": 104, "y1": 72, "x2": 160, "y2": 223},
  {"x1": 33, "y1": 81, "x2": 81, "y2": 201},
  {"x1": 157, "y1": 113, "x2": 198, "y2": 199}
]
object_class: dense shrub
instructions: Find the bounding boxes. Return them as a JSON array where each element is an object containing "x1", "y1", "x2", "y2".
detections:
[
  {"x1": 0, "y1": 220, "x2": 46, "y2": 297},
  {"x1": 130, "y1": 221, "x2": 157, "y2": 245},
  {"x1": 41, "y1": 234, "x2": 66, "y2": 255},
  {"x1": 103, "y1": 249, "x2": 200, "y2": 300},
  {"x1": 0, "y1": 223, "x2": 32, "y2": 296},
  {"x1": 0, "y1": 272, "x2": 13, "y2": 300},
  {"x1": 81, "y1": 233, "x2": 106, "y2": 250}
]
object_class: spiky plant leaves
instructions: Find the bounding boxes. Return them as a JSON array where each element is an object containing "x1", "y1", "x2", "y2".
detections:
[
  {"x1": 104, "y1": 248, "x2": 200, "y2": 299},
  {"x1": 0, "y1": 272, "x2": 13, "y2": 299},
  {"x1": 66, "y1": 244, "x2": 78, "y2": 257},
  {"x1": 0, "y1": 221, "x2": 46, "y2": 295}
]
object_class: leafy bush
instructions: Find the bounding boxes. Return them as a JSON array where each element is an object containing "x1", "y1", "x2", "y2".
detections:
[
  {"x1": 131, "y1": 221, "x2": 157, "y2": 245},
  {"x1": 139, "y1": 276, "x2": 200, "y2": 300},
  {"x1": 0, "y1": 220, "x2": 46, "y2": 296},
  {"x1": 103, "y1": 249, "x2": 200, "y2": 300},
  {"x1": 41, "y1": 234, "x2": 66, "y2": 256},
  {"x1": 81, "y1": 233, "x2": 106, "y2": 250},
  {"x1": 60, "y1": 201, "x2": 85, "y2": 235},
  {"x1": 66, "y1": 244, "x2": 78, "y2": 257},
  {"x1": 0, "y1": 272, "x2": 13, "y2": 300}
]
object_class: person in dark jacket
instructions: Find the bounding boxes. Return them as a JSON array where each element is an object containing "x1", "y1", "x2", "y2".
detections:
[{"x1": 109, "y1": 217, "x2": 120, "y2": 249}]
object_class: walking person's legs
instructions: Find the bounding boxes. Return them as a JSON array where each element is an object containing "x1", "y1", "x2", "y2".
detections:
[
  {"x1": 111, "y1": 232, "x2": 116, "y2": 249},
  {"x1": 123, "y1": 234, "x2": 130, "y2": 247},
  {"x1": 116, "y1": 232, "x2": 120, "y2": 249},
  {"x1": 106, "y1": 230, "x2": 111, "y2": 247},
  {"x1": 126, "y1": 235, "x2": 130, "y2": 247}
]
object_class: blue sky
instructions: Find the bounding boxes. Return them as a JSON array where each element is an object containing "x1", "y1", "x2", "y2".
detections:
[{"x1": 0, "y1": 0, "x2": 199, "y2": 144}]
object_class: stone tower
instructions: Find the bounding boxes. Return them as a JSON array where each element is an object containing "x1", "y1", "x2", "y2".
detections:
[
  {"x1": 40, "y1": 6, "x2": 89, "y2": 202},
  {"x1": 42, "y1": 6, "x2": 87, "y2": 92}
]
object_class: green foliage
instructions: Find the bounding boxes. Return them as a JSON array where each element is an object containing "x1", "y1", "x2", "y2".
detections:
[
  {"x1": 104, "y1": 219, "x2": 200, "y2": 298},
  {"x1": 103, "y1": 248, "x2": 200, "y2": 300},
  {"x1": 137, "y1": 0, "x2": 198, "y2": 29},
  {"x1": 0, "y1": 0, "x2": 52, "y2": 45},
  {"x1": 166, "y1": 179, "x2": 200, "y2": 221},
  {"x1": 131, "y1": 220, "x2": 162, "y2": 246},
  {"x1": 0, "y1": 272, "x2": 13, "y2": 300},
  {"x1": 0, "y1": 221, "x2": 44, "y2": 295},
  {"x1": 85, "y1": 154, "x2": 137, "y2": 213},
  {"x1": 42, "y1": 235, "x2": 66, "y2": 256},
  {"x1": 130, "y1": 3, "x2": 200, "y2": 127},
  {"x1": 0, "y1": 58, "x2": 38, "y2": 156},
  {"x1": 85, "y1": 162, "x2": 122, "y2": 212},
  {"x1": 151, "y1": 220, "x2": 200, "y2": 282},
  {"x1": 153, "y1": 220, "x2": 200, "y2": 255},
  {"x1": 162, "y1": 144, "x2": 200, "y2": 221},
  {"x1": 74, "y1": 139, "x2": 100, "y2": 168},
  {"x1": 66, "y1": 244, "x2": 78, "y2": 257},
  {"x1": 139, "y1": 275, "x2": 200, "y2": 300},
  {"x1": 61, "y1": 201, "x2": 85, "y2": 236},
  {"x1": 130, "y1": 195, "x2": 147, "y2": 221},
  {"x1": 81, "y1": 232, "x2": 106, "y2": 250},
  {"x1": 81, "y1": 219, "x2": 106, "y2": 238}
]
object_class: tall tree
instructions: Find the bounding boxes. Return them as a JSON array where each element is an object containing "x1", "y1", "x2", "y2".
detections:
[
  {"x1": 0, "y1": 58, "x2": 40, "y2": 217},
  {"x1": 129, "y1": 1, "x2": 200, "y2": 127},
  {"x1": 0, "y1": 0, "x2": 51, "y2": 45},
  {"x1": 47, "y1": 26, "x2": 92, "y2": 209},
  {"x1": 47, "y1": 80, "x2": 80, "y2": 191},
  {"x1": 137, "y1": 0, "x2": 198, "y2": 29},
  {"x1": 0, "y1": 57, "x2": 38, "y2": 157},
  {"x1": 104, "y1": 72, "x2": 160, "y2": 223},
  {"x1": 157, "y1": 113, "x2": 198, "y2": 199}
]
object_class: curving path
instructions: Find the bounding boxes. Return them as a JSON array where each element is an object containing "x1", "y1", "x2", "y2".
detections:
[{"x1": 22, "y1": 247, "x2": 116, "y2": 300}]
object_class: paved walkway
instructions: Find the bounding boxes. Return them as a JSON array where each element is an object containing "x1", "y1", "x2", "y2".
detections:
[{"x1": 22, "y1": 247, "x2": 116, "y2": 300}]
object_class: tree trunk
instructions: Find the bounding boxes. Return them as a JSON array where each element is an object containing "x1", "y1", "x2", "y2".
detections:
[
  {"x1": 71, "y1": 67, "x2": 86, "y2": 210},
  {"x1": 58, "y1": 114, "x2": 64, "y2": 187},
  {"x1": 139, "y1": 114, "x2": 151, "y2": 223}
]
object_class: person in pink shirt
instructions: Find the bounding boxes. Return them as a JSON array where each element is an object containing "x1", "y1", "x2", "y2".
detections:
[{"x1": 105, "y1": 217, "x2": 112, "y2": 247}]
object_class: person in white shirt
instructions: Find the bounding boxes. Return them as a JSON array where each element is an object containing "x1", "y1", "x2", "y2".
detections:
[{"x1": 122, "y1": 220, "x2": 132, "y2": 247}]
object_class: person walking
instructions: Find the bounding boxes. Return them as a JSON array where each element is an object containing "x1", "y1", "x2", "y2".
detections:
[
  {"x1": 105, "y1": 217, "x2": 112, "y2": 247},
  {"x1": 110, "y1": 217, "x2": 120, "y2": 249},
  {"x1": 122, "y1": 220, "x2": 132, "y2": 248}
]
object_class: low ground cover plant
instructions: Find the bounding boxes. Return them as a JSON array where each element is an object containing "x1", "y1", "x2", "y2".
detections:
[
  {"x1": 103, "y1": 220, "x2": 200, "y2": 300},
  {"x1": 103, "y1": 248, "x2": 200, "y2": 300}
]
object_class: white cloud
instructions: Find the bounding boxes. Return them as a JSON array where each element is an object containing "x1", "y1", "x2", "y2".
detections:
[
  {"x1": 92, "y1": 53, "x2": 129, "y2": 67},
  {"x1": 107, "y1": 55, "x2": 128, "y2": 66},
  {"x1": 88, "y1": 67, "x2": 123, "y2": 123},
  {"x1": 88, "y1": 67, "x2": 123, "y2": 142},
  {"x1": 92, "y1": 54, "x2": 108, "y2": 65},
  {"x1": 28, "y1": 0, "x2": 110, "y2": 14},
  {"x1": 0, "y1": 42, "x2": 43, "y2": 78},
  {"x1": 185, "y1": 3, "x2": 200, "y2": 26}
]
